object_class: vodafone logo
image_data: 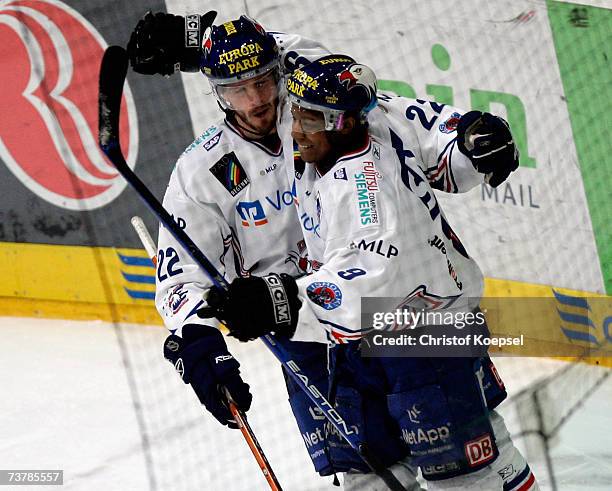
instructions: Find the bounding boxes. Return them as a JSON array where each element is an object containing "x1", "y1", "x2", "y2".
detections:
[{"x1": 0, "y1": 0, "x2": 138, "y2": 210}]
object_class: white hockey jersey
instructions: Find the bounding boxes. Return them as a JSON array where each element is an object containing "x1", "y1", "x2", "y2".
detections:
[
  {"x1": 155, "y1": 33, "x2": 328, "y2": 335},
  {"x1": 279, "y1": 96, "x2": 486, "y2": 344}
]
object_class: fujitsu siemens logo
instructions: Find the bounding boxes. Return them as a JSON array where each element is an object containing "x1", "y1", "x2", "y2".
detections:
[{"x1": 0, "y1": 0, "x2": 138, "y2": 210}]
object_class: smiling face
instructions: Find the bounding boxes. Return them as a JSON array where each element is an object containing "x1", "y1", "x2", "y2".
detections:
[
  {"x1": 217, "y1": 70, "x2": 279, "y2": 137},
  {"x1": 290, "y1": 105, "x2": 332, "y2": 164}
]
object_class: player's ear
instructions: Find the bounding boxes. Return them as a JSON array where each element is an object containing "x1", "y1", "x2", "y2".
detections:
[{"x1": 339, "y1": 115, "x2": 356, "y2": 134}]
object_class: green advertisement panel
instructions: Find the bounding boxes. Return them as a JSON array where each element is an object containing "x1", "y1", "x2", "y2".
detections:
[{"x1": 547, "y1": 1, "x2": 612, "y2": 292}]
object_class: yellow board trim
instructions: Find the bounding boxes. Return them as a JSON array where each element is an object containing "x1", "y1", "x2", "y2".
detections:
[
  {"x1": 1, "y1": 242, "x2": 610, "y2": 367},
  {"x1": 1, "y1": 241, "x2": 158, "y2": 323},
  {"x1": 0, "y1": 297, "x2": 162, "y2": 325}
]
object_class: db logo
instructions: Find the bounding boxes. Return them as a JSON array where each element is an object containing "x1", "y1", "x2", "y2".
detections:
[
  {"x1": 465, "y1": 433, "x2": 496, "y2": 467},
  {"x1": 0, "y1": 0, "x2": 138, "y2": 210}
]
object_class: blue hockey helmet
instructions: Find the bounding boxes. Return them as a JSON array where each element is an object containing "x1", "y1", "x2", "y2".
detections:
[
  {"x1": 287, "y1": 54, "x2": 378, "y2": 131},
  {"x1": 200, "y1": 16, "x2": 281, "y2": 109}
]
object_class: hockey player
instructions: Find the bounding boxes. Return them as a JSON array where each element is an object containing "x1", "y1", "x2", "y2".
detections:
[
  {"x1": 128, "y1": 12, "x2": 417, "y2": 486},
  {"x1": 129, "y1": 12, "x2": 523, "y2": 489},
  {"x1": 201, "y1": 55, "x2": 538, "y2": 490},
  {"x1": 129, "y1": 8, "x2": 337, "y2": 469}
]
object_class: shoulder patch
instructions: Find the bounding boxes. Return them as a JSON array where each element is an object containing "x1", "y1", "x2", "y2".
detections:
[
  {"x1": 439, "y1": 112, "x2": 461, "y2": 133},
  {"x1": 204, "y1": 131, "x2": 223, "y2": 151},
  {"x1": 183, "y1": 125, "x2": 220, "y2": 155},
  {"x1": 209, "y1": 152, "x2": 250, "y2": 196},
  {"x1": 307, "y1": 282, "x2": 342, "y2": 310}
]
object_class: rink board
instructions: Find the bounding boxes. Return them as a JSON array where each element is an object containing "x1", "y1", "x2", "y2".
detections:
[
  {"x1": 1, "y1": 0, "x2": 610, "y2": 338},
  {"x1": 1, "y1": 241, "x2": 610, "y2": 367}
]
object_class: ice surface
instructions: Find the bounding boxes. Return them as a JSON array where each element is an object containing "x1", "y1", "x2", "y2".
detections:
[{"x1": 1, "y1": 317, "x2": 609, "y2": 490}]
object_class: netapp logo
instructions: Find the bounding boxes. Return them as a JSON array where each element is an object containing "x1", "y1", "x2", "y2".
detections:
[{"x1": 402, "y1": 425, "x2": 451, "y2": 446}]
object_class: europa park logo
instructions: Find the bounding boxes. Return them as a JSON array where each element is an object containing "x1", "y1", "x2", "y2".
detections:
[{"x1": 0, "y1": 0, "x2": 138, "y2": 210}]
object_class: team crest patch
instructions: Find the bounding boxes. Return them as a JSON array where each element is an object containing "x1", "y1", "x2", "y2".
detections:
[
  {"x1": 166, "y1": 284, "x2": 188, "y2": 315},
  {"x1": 307, "y1": 282, "x2": 342, "y2": 310},
  {"x1": 439, "y1": 112, "x2": 461, "y2": 133},
  {"x1": 210, "y1": 152, "x2": 250, "y2": 196}
]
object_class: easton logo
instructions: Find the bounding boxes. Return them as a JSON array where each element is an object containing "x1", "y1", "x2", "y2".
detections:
[{"x1": 0, "y1": 0, "x2": 138, "y2": 210}]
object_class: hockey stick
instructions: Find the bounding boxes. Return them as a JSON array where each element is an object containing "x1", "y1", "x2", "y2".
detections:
[
  {"x1": 131, "y1": 216, "x2": 158, "y2": 265},
  {"x1": 99, "y1": 46, "x2": 407, "y2": 491},
  {"x1": 131, "y1": 216, "x2": 283, "y2": 491}
]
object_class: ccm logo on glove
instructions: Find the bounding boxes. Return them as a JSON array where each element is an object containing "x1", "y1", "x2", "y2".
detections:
[
  {"x1": 263, "y1": 274, "x2": 292, "y2": 324},
  {"x1": 198, "y1": 273, "x2": 301, "y2": 341}
]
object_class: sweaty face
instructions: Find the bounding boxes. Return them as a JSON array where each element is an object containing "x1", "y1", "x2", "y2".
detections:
[
  {"x1": 217, "y1": 70, "x2": 279, "y2": 137},
  {"x1": 291, "y1": 105, "x2": 332, "y2": 164}
]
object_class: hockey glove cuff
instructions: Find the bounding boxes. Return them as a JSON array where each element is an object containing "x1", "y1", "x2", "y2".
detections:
[
  {"x1": 163, "y1": 324, "x2": 252, "y2": 428},
  {"x1": 198, "y1": 274, "x2": 301, "y2": 342},
  {"x1": 127, "y1": 10, "x2": 217, "y2": 75},
  {"x1": 456, "y1": 111, "x2": 519, "y2": 187}
]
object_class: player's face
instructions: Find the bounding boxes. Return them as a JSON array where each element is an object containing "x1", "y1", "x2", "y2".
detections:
[
  {"x1": 290, "y1": 105, "x2": 332, "y2": 163},
  {"x1": 217, "y1": 70, "x2": 278, "y2": 136}
]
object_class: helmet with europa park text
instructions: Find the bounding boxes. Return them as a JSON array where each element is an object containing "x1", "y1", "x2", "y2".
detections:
[
  {"x1": 286, "y1": 54, "x2": 378, "y2": 131},
  {"x1": 200, "y1": 15, "x2": 281, "y2": 110}
]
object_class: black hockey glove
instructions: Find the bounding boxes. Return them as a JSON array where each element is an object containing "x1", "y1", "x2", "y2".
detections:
[
  {"x1": 127, "y1": 10, "x2": 217, "y2": 75},
  {"x1": 197, "y1": 274, "x2": 301, "y2": 342},
  {"x1": 456, "y1": 111, "x2": 519, "y2": 187},
  {"x1": 163, "y1": 324, "x2": 252, "y2": 429}
]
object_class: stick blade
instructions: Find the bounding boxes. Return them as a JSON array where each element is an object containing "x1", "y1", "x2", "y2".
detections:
[{"x1": 98, "y1": 45, "x2": 129, "y2": 151}]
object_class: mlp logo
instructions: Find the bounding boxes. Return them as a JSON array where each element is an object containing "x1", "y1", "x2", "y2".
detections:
[{"x1": 0, "y1": 0, "x2": 138, "y2": 210}]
